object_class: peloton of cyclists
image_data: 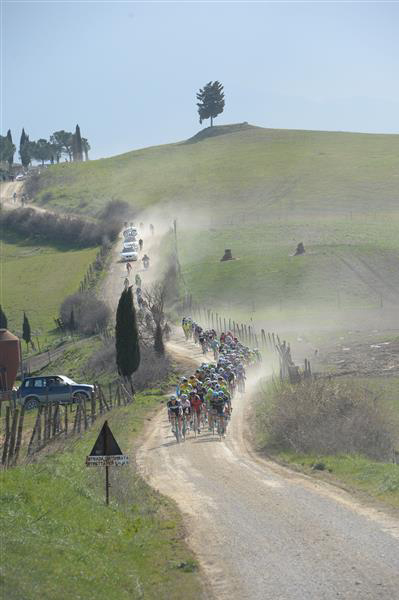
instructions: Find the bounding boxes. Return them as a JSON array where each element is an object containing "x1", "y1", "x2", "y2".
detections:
[{"x1": 168, "y1": 317, "x2": 261, "y2": 441}]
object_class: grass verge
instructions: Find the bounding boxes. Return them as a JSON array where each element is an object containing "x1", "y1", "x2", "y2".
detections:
[
  {"x1": 276, "y1": 452, "x2": 399, "y2": 509},
  {"x1": 0, "y1": 391, "x2": 204, "y2": 600}
]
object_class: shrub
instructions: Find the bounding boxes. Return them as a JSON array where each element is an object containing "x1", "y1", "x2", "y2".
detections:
[
  {"x1": 60, "y1": 292, "x2": 110, "y2": 335},
  {"x1": 0, "y1": 207, "x2": 121, "y2": 247},
  {"x1": 257, "y1": 379, "x2": 395, "y2": 461},
  {"x1": 87, "y1": 338, "x2": 170, "y2": 390},
  {"x1": 100, "y1": 199, "x2": 131, "y2": 222}
]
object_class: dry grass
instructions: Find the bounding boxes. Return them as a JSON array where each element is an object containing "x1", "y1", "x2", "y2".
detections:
[{"x1": 257, "y1": 378, "x2": 395, "y2": 461}]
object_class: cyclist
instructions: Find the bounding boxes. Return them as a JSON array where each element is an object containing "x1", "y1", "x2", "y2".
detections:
[
  {"x1": 209, "y1": 391, "x2": 225, "y2": 436},
  {"x1": 167, "y1": 395, "x2": 182, "y2": 438},
  {"x1": 189, "y1": 390, "x2": 202, "y2": 433},
  {"x1": 180, "y1": 394, "x2": 191, "y2": 435},
  {"x1": 142, "y1": 254, "x2": 150, "y2": 270}
]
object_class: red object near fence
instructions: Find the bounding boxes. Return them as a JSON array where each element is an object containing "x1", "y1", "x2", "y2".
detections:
[{"x1": 0, "y1": 329, "x2": 20, "y2": 391}]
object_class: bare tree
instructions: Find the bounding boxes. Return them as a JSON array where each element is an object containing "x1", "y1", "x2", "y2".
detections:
[
  {"x1": 142, "y1": 282, "x2": 166, "y2": 327},
  {"x1": 142, "y1": 282, "x2": 167, "y2": 356}
]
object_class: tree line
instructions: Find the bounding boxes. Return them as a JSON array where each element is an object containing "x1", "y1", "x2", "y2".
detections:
[{"x1": 0, "y1": 124, "x2": 90, "y2": 168}]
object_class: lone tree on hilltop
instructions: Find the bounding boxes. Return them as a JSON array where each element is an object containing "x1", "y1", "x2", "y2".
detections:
[
  {"x1": 22, "y1": 312, "x2": 32, "y2": 350},
  {"x1": 196, "y1": 81, "x2": 225, "y2": 127},
  {"x1": 0, "y1": 305, "x2": 8, "y2": 329},
  {"x1": 115, "y1": 286, "x2": 140, "y2": 394}
]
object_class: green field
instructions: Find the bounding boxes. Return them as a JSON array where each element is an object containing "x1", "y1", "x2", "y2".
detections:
[
  {"x1": 0, "y1": 392, "x2": 203, "y2": 600},
  {"x1": 176, "y1": 215, "x2": 399, "y2": 322},
  {"x1": 0, "y1": 235, "x2": 97, "y2": 345}
]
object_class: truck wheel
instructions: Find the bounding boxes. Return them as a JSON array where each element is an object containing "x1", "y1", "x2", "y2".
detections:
[{"x1": 24, "y1": 397, "x2": 38, "y2": 410}]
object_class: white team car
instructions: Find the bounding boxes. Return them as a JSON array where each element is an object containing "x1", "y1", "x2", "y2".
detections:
[
  {"x1": 120, "y1": 249, "x2": 138, "y2": 262},
  {"x1": 123, "y1": 241, "x2": 139, "y2": 252},
  {"x1": 123, "y1": 227, "x2": 137, "y2": 240}
]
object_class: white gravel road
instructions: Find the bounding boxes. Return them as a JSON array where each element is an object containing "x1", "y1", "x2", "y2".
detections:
[
  {"x1": 137, "y1": 336, "x2": 399, "y2": 600},
  {"x1": 101, "y1": 217, "x2": 399, "y2": 600}
]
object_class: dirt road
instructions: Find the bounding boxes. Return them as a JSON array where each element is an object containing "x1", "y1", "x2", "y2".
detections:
[
  {"x1": 137, "y1": 334, "x2": 399, "y2": 600},
  {"x1": 101, "y1": 218, "x2": 399, "y2": 599},
  {"x1": 0, "y1": 180, "x2": 24, "y2": 208}
]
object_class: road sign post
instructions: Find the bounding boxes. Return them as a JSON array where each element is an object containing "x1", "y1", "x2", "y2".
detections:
[{"x1": 86, "y1": 420, "x2": 128, "y2": 505}]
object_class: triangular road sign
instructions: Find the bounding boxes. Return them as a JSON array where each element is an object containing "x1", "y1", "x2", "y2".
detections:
[{"x1": 89, "y1": 420, "x2": 123, "y2": 456}]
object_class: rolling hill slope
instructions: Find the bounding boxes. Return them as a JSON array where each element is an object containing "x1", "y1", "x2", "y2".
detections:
[
  {"x1": 30, "y1": 124, "x2": 399, "y2": 325},
  {"x1": 33, "y1": 124, "x2": 399, "y2": 220}
]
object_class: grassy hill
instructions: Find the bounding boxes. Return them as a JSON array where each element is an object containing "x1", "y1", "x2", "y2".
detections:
[
  {"x1": 33, "y1": 124, "x2": 399, "y2": 219},
  {"x1": 30, "y1": 124, "x2": 399, "y2": 326}
]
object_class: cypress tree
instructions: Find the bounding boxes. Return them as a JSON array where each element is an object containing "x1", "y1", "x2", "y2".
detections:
[
  {"x1": 73, "y1": 124, "x2": 83, "y2": 162},
  {"x1": 22, "y1": 312, "x2": 32, "y2": 350},
  {"x1": 154, "y1": 322, "x2": 165, "y2": 356},
  {"x1": 115, "y1": 287, "x2": 140, "y2": 393},
  {"x1": 0, "y1": 305, "x2": 8, "y2": 329},
  {"x1": 19, "y1": 128, "x2": 31, "y2": 168},
  {"x1": 6, "y1": 130, "x2": 14, "y2": 167}
]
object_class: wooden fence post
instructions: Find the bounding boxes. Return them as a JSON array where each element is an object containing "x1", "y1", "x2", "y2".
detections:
[
  {"x1": 82, "y1": 399, "x2": 88, "y2": 430},
  {"x1": 108, "y1": 383, "x2": 113, "y2": 409},
  {"x1": 1, "y1": 406, "x2": 10, "y2": 465},
  {"x1": 90, "y1": 394, "x2": 96, "y2": 424},
  {"x1": 47, "y1": 403, "x2": 53, "y2": 441},
  {"x1": 52, "y1": 404, "x2": 59, "y2": 437},
  {"x1": 13, "y1": 406, "x2": 26, "y2": 464},
  {"x1": 64, "y1": 405, "x2": 68, "y2": 436},
  {"x1": 7, "y1": 408, "x2": 19, "y2": 466}
]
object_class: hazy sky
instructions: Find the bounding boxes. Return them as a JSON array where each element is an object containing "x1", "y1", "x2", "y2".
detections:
[{"x1": 2, "y1": 1, "x2": 398, "y2": 159}]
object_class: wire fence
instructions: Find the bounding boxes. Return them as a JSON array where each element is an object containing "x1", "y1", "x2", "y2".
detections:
[{"x1": 178, "y1": 294, "x2": 312, "y2": 384}]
